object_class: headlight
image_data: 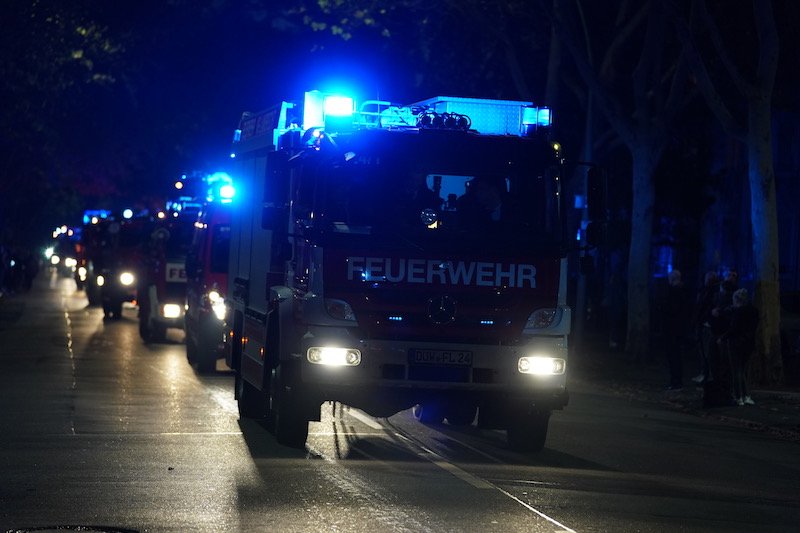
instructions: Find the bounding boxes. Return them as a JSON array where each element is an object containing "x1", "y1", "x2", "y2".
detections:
[
  {"x1": 78, "y1": 266, "x2": 88, "y2": 281},
  {"x1": 307, "y1": 347, "x2": 361, "y2": 366},
  {"x1": 96, "y1": 275, "x2": 105, "y2": 287},
  {"x1": 64, "y1": 257, "x2": 78, "y2": 268},
  {"x1": 518, "y1": 356, "x2": 566, "y2": 375},
  {"x1": 208, "y1": 290, "x2": 222, "y2": 303},
  {"x1": 119, "y1": 272, "x2": 135, "y2": 286},
  {"x1": 162, "y1": 303, "x2": 182, "y2": 319},
  {"x1": 50, "y1": 255, "x2": 61, "y2": 265}
]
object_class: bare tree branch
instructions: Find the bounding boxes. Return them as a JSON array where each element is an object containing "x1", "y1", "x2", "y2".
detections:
[
  {"x1": 670, "y1": 0, "x2": 747, "y2": 140},
  {"x1": 695, "y1": 0, "x2": 752, "y2": 97},
  {"x1": 754, "y1": 0, "x2": 779, "y2": 93}
]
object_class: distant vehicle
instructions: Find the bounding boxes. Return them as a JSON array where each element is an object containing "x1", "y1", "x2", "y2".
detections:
[
  {"x1": 137, "y1": 209, "x2": 195, "y2": 342},
  {"x1": 95, "y1": 216, "x2": 147, "y2": 320},
  {"x1": 185, "y1": 188, "x2": 233, "y2": 373}
]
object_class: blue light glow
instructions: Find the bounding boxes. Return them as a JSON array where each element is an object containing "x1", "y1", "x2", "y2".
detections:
[
  {"x1": 324, "y1": 95, "x2": 354, "y2": 117},
  {"x1": 480, "y1": 320, "x2": 494, "y2": 325},
  {"x1": 219, "y1": 184, "x2": 235, "y2": 201},
  {"x1": 388, "y1": 315, "x2": 403, "y2": 322},
  {"x1": 522, "y1": 106, "x2": 553, "y2": 128}
]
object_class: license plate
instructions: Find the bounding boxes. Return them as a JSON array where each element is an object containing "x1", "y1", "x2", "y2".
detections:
[{"x1": 410, "y1": 349, "x2": 473, "y2": 366}]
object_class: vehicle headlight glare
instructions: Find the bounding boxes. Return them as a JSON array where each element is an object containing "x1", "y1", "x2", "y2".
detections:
[
  {"x1": 211, "y1": 299, "x2": 226, "y2": 321},
  {"x1": 518, "y1": 356, "x2": 566, "y2": 375},
  {"x1": 208, "y1": 290, "x2": 222, "y2": 303},
  {"x1": 163, "y1": 303, "x2": 182, "y2": 319},
  {"x1": 307, "y1": 346, "x2": 361, "y2": 366},
  {"x1": 119, "y1": 272, "x2": 135, "y2": 286},
  {"x1": 96, "y1": 275, "x2": 105, "y2": 287}
]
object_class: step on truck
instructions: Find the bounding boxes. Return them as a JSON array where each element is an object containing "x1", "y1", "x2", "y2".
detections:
[{"x1": 226, "y1": 90, "x2": 573, "y2": 451}]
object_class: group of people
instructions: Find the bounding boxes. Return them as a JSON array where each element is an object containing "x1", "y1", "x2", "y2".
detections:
[{"x1": 662, "y1": 268, "x2": 760, "y2": 407}]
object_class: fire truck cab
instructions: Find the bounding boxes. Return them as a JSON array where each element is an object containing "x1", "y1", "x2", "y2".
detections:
[{"x1": 227, "y1": 91, "x2": 569, "y2": 451}]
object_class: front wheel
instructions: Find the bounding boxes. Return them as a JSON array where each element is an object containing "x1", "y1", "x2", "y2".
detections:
[
  {"x1": 139, "y1": 315, "x2": 167, "y2": 343},
  {"x1": 236, "y1": 370, "x2": 268, "y2": 419},
  {"x1": 267, "y1": 366, "x2": 309, "y2": 448},
  {"x1": 506, "y1": 409, "x2": 551, "y2": 453}
]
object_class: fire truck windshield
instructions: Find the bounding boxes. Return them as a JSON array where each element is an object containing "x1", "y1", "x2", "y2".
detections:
[{"x1": 307, "y1": 131, "x2": 563, "y2": 250}]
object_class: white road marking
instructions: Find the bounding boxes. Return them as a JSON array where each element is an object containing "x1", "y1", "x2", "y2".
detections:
[{"x1": 347, "y1": 407, "x2": 386, "y2": 430}]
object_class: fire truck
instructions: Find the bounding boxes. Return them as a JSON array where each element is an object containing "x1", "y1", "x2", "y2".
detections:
[
  {"x1": 185, "y1": 173, "x2": 235, "y2": 373},
  {"x1": 137, "y1": 203, "x2": 196, "y2": 342},
  {"x1": 226, "y1": 90, "x2": 572, "y2": 451},
  {"x1": 95, "y1": 213, "x2": 147, "y2": 320},
  {"x1": 74, "y1": 209, "x2": 111, "y2": 303}
]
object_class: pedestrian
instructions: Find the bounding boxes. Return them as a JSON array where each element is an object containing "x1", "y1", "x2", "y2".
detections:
[
  {"x1": 717, "y1": 288, "x2": 759, "y2": 406},
  {"x1": 704, "y1": 269, "x2": 740, "y2": 407},
  {"x1": 691, "y1": 271, "x2": 719, "y2": 383},
  {"x1": 662, "y1": 269, "x2": 691, "y2": 390}
]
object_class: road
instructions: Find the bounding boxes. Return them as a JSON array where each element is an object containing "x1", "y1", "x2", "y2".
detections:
[{"x1": 1, "y1": 272, "x2": 798, "y2": 532}]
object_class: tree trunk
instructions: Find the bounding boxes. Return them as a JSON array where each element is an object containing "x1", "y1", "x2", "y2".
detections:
[
  {"x1": 625, "y1": 147, "x2": 660, "y2": 361},
  {"x1": 747, "y1": 101, "x2": 783, "y2": 385}
]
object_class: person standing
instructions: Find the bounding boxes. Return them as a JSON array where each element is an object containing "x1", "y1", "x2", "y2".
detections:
[
  {"x1": 704, "y1": 269, "x2": 739, "y2": 407},
  {"x1": 691, "y1": 271, "x2": 719, "y2": 383},
  {"x1": 663, "y1": 269, "x2": 691, "y2": 390},
  {"x1": 717, "y1": 288, "x2": 759, "y2": 406}
]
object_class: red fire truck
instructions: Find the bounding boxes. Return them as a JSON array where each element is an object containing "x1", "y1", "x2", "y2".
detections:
[
  {"x1": 138, "y1": 207, "x2": 195, "y2": 342},
  {"x1": 226, "y1": 91, "x2": 573, "y2": 451},
  {"x1": 185, "y1": 174, "x2": 235, "y2": 373}
]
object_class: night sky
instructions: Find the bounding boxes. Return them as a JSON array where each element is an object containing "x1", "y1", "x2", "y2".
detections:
[
  {"x1": 1, "y1": 0, "x2": 798, "y2": 261},
  {"x1": 1, "y1": 1, "x2": 426, "y2": 245}
]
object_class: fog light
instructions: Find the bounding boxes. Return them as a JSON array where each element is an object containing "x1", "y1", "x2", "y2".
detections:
[
  {"x1": 163, "y1": 303, "x2": 182, "y2": 319},
  {"x1": 307, "y1": 347, "x2": 361, "y2": 366},
  {"x1": 518, "y1": 356, "x2": 566, "y2": 375}
]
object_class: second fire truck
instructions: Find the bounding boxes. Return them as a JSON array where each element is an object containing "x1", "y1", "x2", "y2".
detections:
[{"x1": 227, "y1": 90, "x2": 575, "y2": 451}]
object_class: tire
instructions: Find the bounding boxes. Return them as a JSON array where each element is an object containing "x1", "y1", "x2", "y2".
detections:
[
  {"x1": 195, "y1": 322, "x2": 219, "y2": 374},
  {"x1": 111, "y1": 301, "x2": 123, "y2": 320},
  {"x1": 506, "y1": 409, "x2": 550, "y2": 453},
  {"x1": 267, "y1": 366, "x2": 309, "y2": 448},
  {"x1": 185, "y1": 333, "x2": 198, "y2": 364},
  {"x1": 444, "y1": 403, "x2": 477, "y2": 426},
  {"x1": 412, "y1": 403, "x2": 445, "y2": 424},
  {"x1": 139, "y1": 314, "x2": 167, "y2": 343},
  {"x1": 196, "y1": 342, "x2": 217, "y2": 374},
  {"x1": 87, "y1": 281, "x2": 101, "y2": 306},
  {"x1": 236, "y1": 370, "x2": 268, "y2": 419}
]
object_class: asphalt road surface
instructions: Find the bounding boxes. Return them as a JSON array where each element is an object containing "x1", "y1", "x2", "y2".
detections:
[{"x1": 1, "y1": 272, "x2": 799, "y2": 532}]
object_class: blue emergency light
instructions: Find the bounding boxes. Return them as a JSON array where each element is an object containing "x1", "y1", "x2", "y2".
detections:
[
  {"x1": 522, "y1": 106, "x2": 553, "y2": 128},
  {"x1": 295, "y1": 89, "x2": 553, "y2": 141},
  {"x1": 206, "y1": 171, "x2": 235, "y2": 203}
]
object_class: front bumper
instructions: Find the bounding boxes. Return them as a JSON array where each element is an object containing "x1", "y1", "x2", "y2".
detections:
[{"x1": 296, "y1": 328, "x2": 569, "y2": 415}]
